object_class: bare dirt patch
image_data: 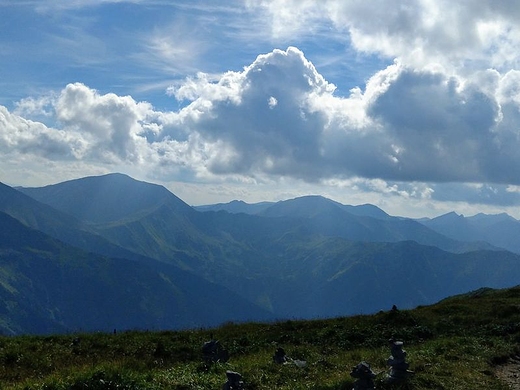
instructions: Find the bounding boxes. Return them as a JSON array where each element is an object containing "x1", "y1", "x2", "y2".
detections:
[{"x1": 496, "y1": 356, "x2": 520, "y2": 389}]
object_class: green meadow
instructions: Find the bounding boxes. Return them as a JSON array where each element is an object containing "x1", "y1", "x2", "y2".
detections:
[{"x1": 2, "y1": 287, "x2": 519, "y2": 389}]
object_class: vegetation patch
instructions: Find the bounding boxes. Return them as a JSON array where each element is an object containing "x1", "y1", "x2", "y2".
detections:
[{"x1": 2, "y1": 286, "x2": 520, "y2": 389}]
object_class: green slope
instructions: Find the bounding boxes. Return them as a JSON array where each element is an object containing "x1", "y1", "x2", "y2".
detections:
[
  {"x1": 0, "y1": 212, "x2": 273, "y2": 334},
  {"x1": 1, "y1": 286, "x2": 520, "y2": 389},
  {"x1": 15, "y1": 173, "x2": 520, "y2": 324},
  {"x1": 18, "y1": 173, "x2": 195, "y2": 224}
]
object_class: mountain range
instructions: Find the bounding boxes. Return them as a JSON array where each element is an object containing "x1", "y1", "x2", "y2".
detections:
[{"x1": 0, "y1": 172, "x2": 517, "y2": 334}]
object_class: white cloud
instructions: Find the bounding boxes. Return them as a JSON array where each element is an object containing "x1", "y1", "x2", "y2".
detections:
[
  {"x1": 0, "y1": 106, "x2": 80, "y2": 160},
  {"x1": 165, "y1": 47, "x2": 338, "y2": 179},
  {"x1": 7, "y1": 0, "x2": 520, "y2": 218},
  {"x1": 163, "y1": 47, "x2": 519, "y2": 187},
  {"x1": 14, "y1": 95, "x2": 56, "y2": 119},
  {"x1": 55, "y1": 83, "x2": 153, "y2": 162},
  {"x1": 137, "y1": 18, "x2": 208, "y2": 76},
  {"x1": 7, "y1": 44, "x2": 520, "y2": 211},
  {"x1": 3, "y1": 83, "x2": 171, "y2": 166},
  {"x1": 250, "y1": 0, "x2": 520, "y2": 72}
]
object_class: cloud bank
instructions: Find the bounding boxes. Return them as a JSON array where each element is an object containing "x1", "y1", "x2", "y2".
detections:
[
  {"x1": 5, "y1": 0, "x2": 520, "y2": 214},
  {"x1": 3, "y1": 46, "x2": 520, "y2": 205},
  {"x1": 251, "y1": 0, "x2": 520, "y2": 71}
]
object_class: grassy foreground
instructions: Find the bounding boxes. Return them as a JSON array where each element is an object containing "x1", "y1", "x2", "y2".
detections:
[{"x1": 1, "y1": 287, "x2": 520, "y2": 389}]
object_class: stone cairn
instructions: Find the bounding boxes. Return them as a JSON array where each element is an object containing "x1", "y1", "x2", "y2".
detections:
[
  {"x1": 350, "y1": 361, "x2": 376, "y2": 390},
  {"x1": 222, "y1": 370, "x2": 245, "y2": 390},
  {"x1": 386, "y1": 339, "x2": 411, "y2": 383},
  {"x1": 202, "y1": 338, "x2": 229, "y2": 365},
  {"x1": 273, "y1": 347, "x2": 288, "y2": 364}
]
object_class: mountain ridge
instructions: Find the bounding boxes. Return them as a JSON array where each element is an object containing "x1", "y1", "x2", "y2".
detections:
[
  {"x1": 18, "y1": 173, "x2": 195, "y2": 224},
  {"x1": 4, "y1": 172, "x2": 520, "y2": 334},
  {"x1": 0, "y1": 211, "x2": 273, "y2": 334},
  {"x1": 419, "y1": 210, "x2": 520, "y2": 254}
]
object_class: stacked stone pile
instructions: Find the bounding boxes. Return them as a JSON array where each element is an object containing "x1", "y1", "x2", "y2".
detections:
[
  {"x1": 350, "y1": 361, "x2": 376, "y2": 390},
  {"x1": 386, "y1": 339, "x2": 411, "y2": 383},
  {"x1": 202, "y1": 338, "x2": 229, "y2": 364},
  {"x1": 273, "y1": 347, "x2": 288, "y2": 364}
]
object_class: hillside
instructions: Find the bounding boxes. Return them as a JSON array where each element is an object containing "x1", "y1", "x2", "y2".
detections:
[
  {"x1": 0, "y1": 180, "x2": 152, "y2": 262},
  {"x1": 196, "y1": 195, "x2": 497, "y2": 253},
  {"x1": 0, "y1": 211, "x2": 273, "y2": 334},
  {"x1": 420, "y1": 211, "x2": 520, "y2": 254},
  {"x1": 8, "y1": 173, "x2": 520, "y2": 332},
  {"x1": 18, "y1": 173, "x2": 195, "y2": 224},
  {"x1": 1, "y1": 285, "x2": 520, "y2": 389}
]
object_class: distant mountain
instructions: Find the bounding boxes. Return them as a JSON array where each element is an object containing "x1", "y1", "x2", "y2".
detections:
[
  {"x1": 259, "y1": 195, "x2": 346, "y2": 218},
  {"x1": 195, "y1": 200, "x2": 274, "y2": 214},
  {"x1": 0, "y1": 211, "x2": 273, "y2": 334},
  {"x1": 258, "y1": 195, "x2": 390, "y2": 220},
  {"x1": 20, "y1": 177, "x2": 488, "y2": 255},
  {"x1": 468, "y1": 212, "x2": 515, "y2": 224},
  {"x1": 17, "y1": 174, "x2": 214, "y2": 267},
  {"x1": 255, "y1": 195, "x2": 494, "y2": 253},
  {"x1": 340, "y1": 203, "x2": 391, "y2": 220},
  {"x1": 12, "y1": 172, "x2": 520, "y2": 332},
  {"x1": 18, "y1": 175, "x2": 284, "y2": 272},
  {"x1": 306, "y1": 239, "x2": 520, "y2": 317},
  {"x1": 18, "y1": 173, "x2": 195, "y2": 224},
  {"x1": 196, "y1": 196, "x2": 391, "y2": 220},
  {"x1": 0, "y1": 181, "x2": 153, "y2": 262},
  {"x1": 419, "y1": 212, "x2": 520, "y2": 254}
]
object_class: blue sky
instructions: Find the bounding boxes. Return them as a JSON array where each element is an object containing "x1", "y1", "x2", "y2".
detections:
[{"x1": 3, "y1": 0, "x2": 520, "y2": 218}]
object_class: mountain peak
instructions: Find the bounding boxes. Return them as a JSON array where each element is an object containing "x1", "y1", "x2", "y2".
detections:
[
  {"x1": 18, "y1": 173, "x2": 192, "y2": 224},
  {"x1": 194, "y1": 199, "x2": 275, "y2": 214},
  {"x1": 341, "y1": 203, "x2": 391, "y2": 220},
  {"x1": 260, "y1": 195, "x2": 343, "y2": 218},
  {"x1": 468, "y1": 212, "x2": 516, "y2": 223},
  {"x1": 432, "y1": 211, "x2": 463, "y2": 221}
]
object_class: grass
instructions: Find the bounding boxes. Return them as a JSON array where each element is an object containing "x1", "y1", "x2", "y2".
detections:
[{"x1": 1, "y1": 286, "x2": 520, "y2": 389}]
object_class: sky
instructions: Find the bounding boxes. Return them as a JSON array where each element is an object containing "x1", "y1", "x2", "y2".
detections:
[{"x1": 3, "y1": 1, "x2": 520, "y2": 218}]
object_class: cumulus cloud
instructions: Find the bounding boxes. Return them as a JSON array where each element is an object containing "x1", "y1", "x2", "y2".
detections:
[
  {"x1": 166, "y1": 47, "x2": 335, "y2": 179},
  {"x1": 250, "y1": 0, "x2": 520, "y2": 71},
  {"x1": 14, "y1": 95, "x2": 56, "y2": 119},
  {"x1": 0, "y1": 106, "x2": 80, "y2": 160},
  {"x1": 366, "y1": 67, "x2": 501, "y2": 182},
  {"x1": 163, "y1": 47, "x2": 519, "y2": 186},
  {"x1": 2, "y1": 83, "x2": 169, "y2": 165},
  {"x1": 55, "y1": 83, "x2": 152, "y2": 162},
  {"x1": 6, "y1": 45, "x2": 520, "y2": 208}
]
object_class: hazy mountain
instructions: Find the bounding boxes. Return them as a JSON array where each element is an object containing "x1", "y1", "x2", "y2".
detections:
[
  {"x1": 305, "y1": 239, "x2": 520, "y2": 317},
  {"x1": 419, "y1": 211, "x2": 520, "y2": 254},
  {"x1": 232, "y1": 233, "x2": 520, "y2": 319},
  {"x1": 339, "y1": 203, "x2": 391, "y2": 220},
  {"x1": 256, "y1": 195, "x2": 494, "y2": 253},
  {"x1": 258, "y1": 195, "x2": 390, "y2": 220},
  {"x1": 194, "y1": 200, "x2": 274, "y2": 214},
  {"x1": 0, "y1": 181, "x2": 156, "y2": 262},
  {"x1": 20, "y1": 176, "x2": 488, "y2": 254},
  {"x1": 196, "y1": 196, "x2": 391, "y2": 220},
  {"x1": 18, "y1": 175, "x2": 286, "y2": 274},
  {"x1": 11, "y1": 172, "x2": 520, "y2": 332},
  {"x1": 17, "y1": 176, "x2": 284, "y2": 315},
  {"x1": 0, "y1": 181, "x2": 83, "y2": 233},
  {"x1": 17, "y1": 174, "x2": 215, "y2": 267},
  {"x1": 0, "y1": 211, "x2": 273, "y2": 335},
  {"x1": 18, "y1": 173, "x2": 195, "y2": 224}
]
